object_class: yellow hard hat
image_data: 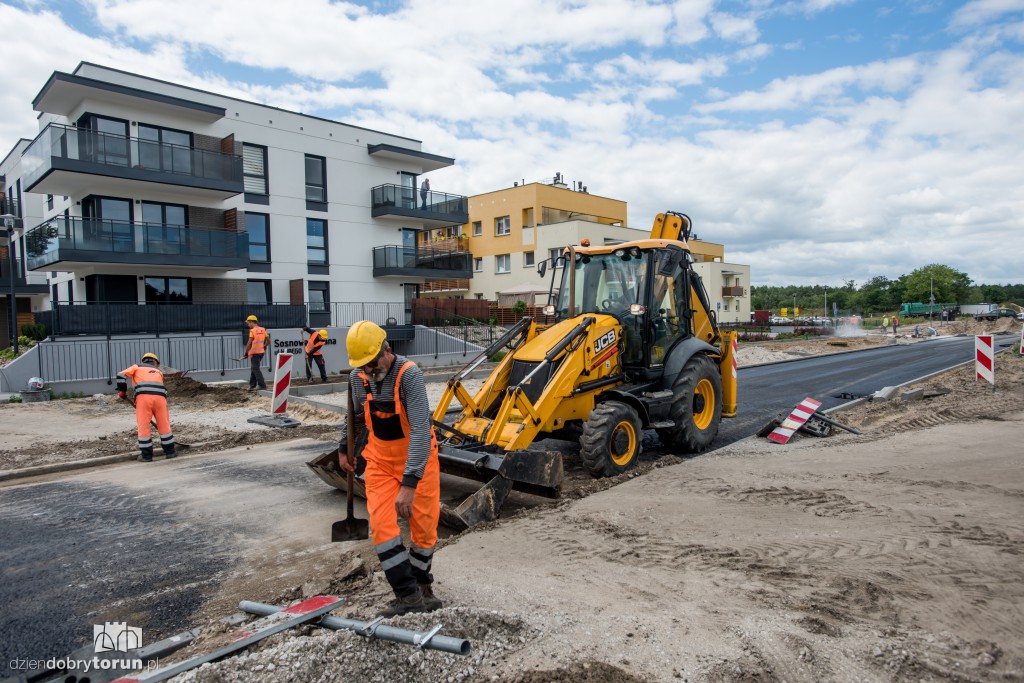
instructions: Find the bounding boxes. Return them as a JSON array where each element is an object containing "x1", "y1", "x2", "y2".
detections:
[
  {"x1": 141, "y1": 352, "x2": 160, "y2": 365},
  {"x1": 347, "y1": 320, "x2": 386, "y2": 367},
  {"x1": 318, "y1": 329, "x2": 328, "y2": 339},
  {"x1": 246, "y1": 315, "x2": 258, "y2": 322}
]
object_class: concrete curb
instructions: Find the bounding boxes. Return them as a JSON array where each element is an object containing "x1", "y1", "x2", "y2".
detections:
[{"x1": 0, "y1": 451, "x2": 139, "y2": 483}]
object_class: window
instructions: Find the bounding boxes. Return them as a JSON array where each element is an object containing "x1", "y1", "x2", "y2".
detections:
[
  {"x1": 474, "y1": 257, "x2": 483, "y2": 272},
  {"x1": 243, "y1": 144, "x2": 268, "y2": 195},
  {"x1": 247, "y1": 213, "x2": 270, "y2": 263},
  {"x1": 78, "y1": 115, "x2": 129, "y2": 166},
  {"x1": 144, "y1": 276, "x2": 191, "y2": 304},
  {"x1": 305, "y1": 154, "x2": 327, "y2": 203},
  {"x1": 82, "y1": 196, "x2": 133, "y2": 252},
  {"x1": 307, "y1": 218, "x2": 327, "y2": 265},
  {"x1": 247, "y1": 280, "x2": 271, "y2": 304},
  {"x1": 308, "y1": 281, "x2": 330, "y2": 312},
  {"x1": 140, "y1": 202, "x2": 188, "y2": 253},
  {"x1": 495, "y1": 254, "x2": 510, "y2": 273},
  {"x1": 548, "y1": 248, "x2": 563, "y2": 267},
  {"x1": 495, "y1": 216, "x2": 510, "y2": 236},
  {"x1": 46, "y1": 194, "x2": 54, "y2": 210},
  {"x1": 137, "y1": 123, "x2": 192, "y2": 173},
  {"x1": 472, "y1": 221, "x2": 482, "y2": 236},
  {"x1": 523, "y1": 251, "x2": 535, "y2": 267}
]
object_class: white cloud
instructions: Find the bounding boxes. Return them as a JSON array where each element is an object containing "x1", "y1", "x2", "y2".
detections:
[{"x1": 949, "y1": 0, "x2": 1024, "y2": 28}]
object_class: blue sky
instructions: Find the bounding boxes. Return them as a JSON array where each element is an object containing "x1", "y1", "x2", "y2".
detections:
[{"x1": 1, "y1": 0, "x2": 1022, "y2": 287}]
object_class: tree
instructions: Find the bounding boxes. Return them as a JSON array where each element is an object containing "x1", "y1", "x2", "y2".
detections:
[{"x1": 901, "y1": 264, "x2": 972, "y2": 304}]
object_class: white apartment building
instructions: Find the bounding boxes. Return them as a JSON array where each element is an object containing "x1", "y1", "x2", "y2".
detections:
[{"x1": 10, "y1": 62, "x2": 469, "y2": 336}]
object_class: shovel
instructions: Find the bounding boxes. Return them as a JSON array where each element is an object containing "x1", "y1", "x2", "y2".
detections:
[{"x1": 331, "y1": 387, "x2": 370, "y2": 542}]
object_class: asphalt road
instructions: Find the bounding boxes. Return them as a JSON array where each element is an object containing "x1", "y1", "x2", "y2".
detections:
[{"x1": 0, "y1": 333, "x2": 1016, "y2": 676}]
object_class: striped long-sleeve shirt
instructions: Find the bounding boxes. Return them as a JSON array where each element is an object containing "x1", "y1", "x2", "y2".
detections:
[{"x1": 349, "y1": 354, "x2": 432, "y2": 488}]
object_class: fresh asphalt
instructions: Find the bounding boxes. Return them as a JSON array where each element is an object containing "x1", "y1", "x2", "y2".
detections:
[{"x1": 0, "y1": 333, "x2": 1017, "y2": 675}]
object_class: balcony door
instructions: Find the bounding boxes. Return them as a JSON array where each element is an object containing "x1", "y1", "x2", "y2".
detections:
[
  {"x1": 399, "y1": 172, "x2": 417, "y2": 209},
  {"x1": 82, "y1": 196, "x2": 133, "y2": 253},
  {"x1": 141, "y1": 202, "x2": 188, "y2": 255},
  {"x1": 137, "y1": 124, "x2": 192, "y2": 174},
  {"x1": 78, "y1": 115, "x2": 129, "y2": 167}
]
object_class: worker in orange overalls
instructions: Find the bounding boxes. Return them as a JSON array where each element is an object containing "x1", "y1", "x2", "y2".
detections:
[
  {"x1": 244, "y1": 314, "x2": 270, "y2": 392},
  {"x1": 340, "y1": 320, "x2": 442, "y2": 616},
  {"x1": 117, "y1": 352, "x2": 175, "y2": 462},
  {"x1": 301, "y1": 326, "x2": 329, "y2": 383}
]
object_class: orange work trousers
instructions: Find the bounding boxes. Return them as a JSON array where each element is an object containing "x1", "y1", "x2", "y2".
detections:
[
  {"x1": 364, "y1": 441, "x2": 441, "y2": 550},
  {"x1": 135, "y1": 394, "x2": 172, "y2": 439}
]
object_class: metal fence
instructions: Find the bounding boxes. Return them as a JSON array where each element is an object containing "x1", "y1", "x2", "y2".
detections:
[
  {"x1": 331, "y1": 302, "x2": 408, "y2": 327},
  {"x1": 36, "y1": 303, "x2": 307, "y2": 337}
]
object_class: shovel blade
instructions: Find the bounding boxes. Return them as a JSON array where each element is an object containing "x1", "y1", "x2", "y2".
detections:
[{"x1": 331, "y1": 516, "x2": 369, "y2": 542}]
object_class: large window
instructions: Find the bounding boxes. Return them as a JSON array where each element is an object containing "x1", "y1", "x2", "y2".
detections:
[
  {"x1": 140, "y1": 202, "x2": 188, "y2": 253},
  {"x1": 247, "y1": 213, "x2": 270, "y2": 263},
  {"x1": 495, "y1": 254, "x2": 510, "y2": 273},
  {"x1": 78, "y1": 114, "x2": 129, "y2": 166},
  {"x1": 82, "y1": 196, "x2": 133, "y2": 252},
  {"x1": 305, "y1": 155, "x2": 327, "y2": 203},
  {"x1": 308, "y1": 281, "x2": 330, "y2": 312},
  {"x1": 495, "y1": 216, "x2": 510, "y2": 236},
  {"x1": 306, "y1": 218, "x2": 327, "y2": 265},
  {"x1": 247, "y1": 280, "x2": 271, "y2": 304},
  {"x1": 243, "y1": 143, "x2": 268, "y2": 195},
  {"x1": 137, "y1": 124, "x2": 192, "y2": 173},
  {"x1": 144, "y1": 276, "x2": 191, "y2": 304}
]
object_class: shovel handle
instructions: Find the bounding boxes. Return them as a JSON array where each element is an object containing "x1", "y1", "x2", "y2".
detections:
[{"x1": 346, "y1": 383, "x2": 357, "y2": 517}]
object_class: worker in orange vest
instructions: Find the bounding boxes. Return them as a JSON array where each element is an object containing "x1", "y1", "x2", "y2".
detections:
[
  {"x1": 117, "y1": 352, "x2": 175, "y2": 462},
  {"x1": 340, "y1": 320, "x2": 442, "y2": 616},
  {"x1": 301, "y1": 326, "x2": 329, "y2": 383},
  {"x1": 244, "y1": 315, "x2": 270, "y2": 392}
]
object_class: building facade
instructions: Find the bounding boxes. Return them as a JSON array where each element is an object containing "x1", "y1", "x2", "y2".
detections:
[{"x1": 10, "y1": 62, "x2": 469, "y2": 336}]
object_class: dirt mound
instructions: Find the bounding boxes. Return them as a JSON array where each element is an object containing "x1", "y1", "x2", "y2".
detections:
[
  {"x1": 498, "y1": 661, "x2": 648, "y2": 682},
  {"x1": 164, "y1": 375, "x2": 249, "y2": 405}
]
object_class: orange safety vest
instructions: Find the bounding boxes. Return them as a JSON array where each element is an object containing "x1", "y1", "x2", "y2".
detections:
[
  {"x1": 305, "y1": 335, "x2": 326, "y2": 356},
  {"x1": 120, "y1": 365, "x2": 167, "y2": 398},
  {"x1": 360, "y1": 361, "x2": 437, "y2": 454},
  {"x1": 249, "y1": 325, "x2": 267, "y2": 356}
]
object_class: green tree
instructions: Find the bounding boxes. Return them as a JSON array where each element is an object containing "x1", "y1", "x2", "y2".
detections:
[{"x1": 901, "y1": 264, "x2": 972, "y2": 304}]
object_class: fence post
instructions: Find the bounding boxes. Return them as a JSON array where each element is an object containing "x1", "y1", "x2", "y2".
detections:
[
  {"x1": 155, "y1": 303, "x2": 160, "y2": 338},
  {"x1": 220, "y1": 334, "x2": 226, "y2": 376},
  {"x1": 463, "y1": 326, "x2": 468, "y2": 357},
  {"x1": 435, "y1": 327, "x2": 439, "y2": 360},
  {"x1": 166, "y1": 338, "x2": 173, "y2": 370},
  {"x1": 106, "y1": 302, "x2": 111, "y2": 340},
  {"x1": 200, "y1": 306, "x2": 205, "y2": 337},
  {"x1": 105, "y1": 336, "x2": 113, "y2": 385}
]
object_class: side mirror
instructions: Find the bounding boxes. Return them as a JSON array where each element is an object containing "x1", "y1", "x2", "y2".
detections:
[{"x1": 537, "y1": 260, "x2": 547, "y2": 278}]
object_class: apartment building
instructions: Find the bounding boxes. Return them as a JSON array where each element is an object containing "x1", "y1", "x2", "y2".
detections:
[
  {"x1": 1, "y1": 140, "x2": 50, "y2": 348},
  {"x1": 10, "y1": 62, "x2": 469, "y2": 336}
]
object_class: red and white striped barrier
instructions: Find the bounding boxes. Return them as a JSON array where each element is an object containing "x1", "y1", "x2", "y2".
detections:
[
  {"x1": 1020, "y1": 324, "x2": 1023, "y2": 357},
  {"x1": 271, "y1": 353, "x2": 294, "y2": 414},
  {"x1": 731, "y1": 335, "x2": 738, "y2": 381},
  {"x1": 975, "y1": 335, "x2": 994, "y2": 386},
  {"x1": 768, "y1": 397, "x2": 822, "y2": 444}
]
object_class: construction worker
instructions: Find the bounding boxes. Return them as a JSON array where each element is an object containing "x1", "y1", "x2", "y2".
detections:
[
  {"x1": 340, "y1": 320, "x2": 442, "y2": 616},
  {"x1": 117, "y1": 353, "x2": 175, "y2": 462},
  {"x1": 244, "y1": 315, "x2": 270, "y2": 392},
  {"x1": 301, "y1": 326, "x2": 329, "y2": 383}
]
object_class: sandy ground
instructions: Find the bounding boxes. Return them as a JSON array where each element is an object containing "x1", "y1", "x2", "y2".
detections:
[{"x1": 154, "y1": 322, "x2": 1024, "y2": 683}]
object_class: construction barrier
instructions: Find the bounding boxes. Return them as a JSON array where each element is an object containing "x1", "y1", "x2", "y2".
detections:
[
  {"x1": 271, "y1": 353, "x2": 294, "y2": 414},
  {"x1": 1020, "y1": 324, "x2": 1023, "y2": 357},
  {"x1": 768, "y1": 397, "x2": 822, "y2": 444},
  {"x1": 975, "y1": 335, "x2": 994, "y2": 385}
]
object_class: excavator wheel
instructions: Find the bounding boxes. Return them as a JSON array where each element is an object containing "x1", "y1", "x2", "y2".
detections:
[
  {"x1": 579, "y1": 401, "x2": 643, "y2": 478},
  {"x1": 657, "y1": 354, "x2": 723, "y2": 453}
]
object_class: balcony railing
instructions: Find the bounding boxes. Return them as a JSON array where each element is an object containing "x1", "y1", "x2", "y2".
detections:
[
  {"x1": 24, "y1": 216, "x2": 248, "y2": 271},
  {"x1": 722, "y1": 286, "x2": 744, "y2": 297},
  {"x1": 0, "y1": 197, "x2": 19, "y2": 218},
  {"x1": 370, "y1": 184, "x2": 468, "y2": 224},
  {"x1": 0, "y1": 257, "x2": 48, "y2": 293},
  {"x1": 372, "y1": 245, "x2": 473, "y2": 278},
  {"x1": 21, "y1": 123, "x2": 243, "y2": 194}
]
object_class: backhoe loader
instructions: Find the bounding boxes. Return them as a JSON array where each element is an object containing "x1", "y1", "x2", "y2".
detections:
[{"x1": 309, "y1": 211, "x2": 737, "y2": 529}]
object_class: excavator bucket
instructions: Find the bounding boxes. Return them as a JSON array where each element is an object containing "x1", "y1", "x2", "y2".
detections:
[{"x1": 306, "y1": 448, "x2": 366, "y2": 499}]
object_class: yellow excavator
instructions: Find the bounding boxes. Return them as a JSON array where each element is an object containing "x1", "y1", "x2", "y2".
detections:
[{"x1": 309, "y1": 211, "x2": 737, "y2": 529}]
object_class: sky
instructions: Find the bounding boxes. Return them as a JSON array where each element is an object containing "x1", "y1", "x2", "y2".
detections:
[{"x1": 0, "y1": 0, "x2": 1022, "y2": 287}]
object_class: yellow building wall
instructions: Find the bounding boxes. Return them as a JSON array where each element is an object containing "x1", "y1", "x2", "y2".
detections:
[{"x1": 465, "y1": 184, "x2": 627, "y2": 260}]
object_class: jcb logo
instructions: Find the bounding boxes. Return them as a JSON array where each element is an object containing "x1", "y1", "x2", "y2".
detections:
[{"x1": 594, "y1": 330, "x2": 616, "y2": 354}]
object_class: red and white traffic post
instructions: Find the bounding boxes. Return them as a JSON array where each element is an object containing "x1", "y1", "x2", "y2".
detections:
[
  {"x1": 271, "y1": 352, "x2": 294, "y2": 414},
  {"x1": 975, "y1": 335, "x2": 994, "y2": 386}
]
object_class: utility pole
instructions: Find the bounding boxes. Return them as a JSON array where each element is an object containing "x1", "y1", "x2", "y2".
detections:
[{"x1": 824, "y1": 285, "x2": 828, "y2": 319}]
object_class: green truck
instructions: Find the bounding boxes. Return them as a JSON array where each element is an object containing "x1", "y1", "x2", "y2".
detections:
[{"x1": 899, "y1": 302, "x2": 958, "y2": 317}]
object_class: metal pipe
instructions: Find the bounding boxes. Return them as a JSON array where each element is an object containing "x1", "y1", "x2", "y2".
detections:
[{"x1": 238, "y1": 601, "x2": 472, "y2": 655}]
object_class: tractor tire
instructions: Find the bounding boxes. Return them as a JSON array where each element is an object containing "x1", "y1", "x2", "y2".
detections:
[
  {"x1": 579, "y1": 401, "x2": 643, "y2": 478},
  {"x1": 657, "y1": 354, "x2": 723, "y2": 454}
]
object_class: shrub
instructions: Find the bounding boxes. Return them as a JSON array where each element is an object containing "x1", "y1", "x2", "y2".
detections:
[
  {"x1": 512, "y1": 300, "x2": 528, "y2": 316},
  {"x1": 21, "y1": 323, "x2": 48, "y2": 342},
  {"x1": 488, "y1": 350, "x2": 507, "y2": 362}
]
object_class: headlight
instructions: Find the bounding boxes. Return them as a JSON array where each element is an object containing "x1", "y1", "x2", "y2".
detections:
[
  {"x1": 544, "y1": 304, "x2": 556, "y2": 316},
  {"x1": 628, "y1": 304, "x2": 646, "y2": 316}
]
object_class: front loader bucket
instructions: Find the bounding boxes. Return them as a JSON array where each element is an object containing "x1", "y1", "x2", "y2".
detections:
[
  {"x1": 438, "y1": 446, "x2": 564, "y2": 530},
  {"x1": 306, "y1": 448, "x2": 366, "y2": 499}
]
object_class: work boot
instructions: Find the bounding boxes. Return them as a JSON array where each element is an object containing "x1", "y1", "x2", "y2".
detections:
[
  {"x1": 419, "y1": 584, "x2": 443, "y2": 611},
  {"x1": 137, "y1": 447, "x2": 153, "y2": 463},
  {"x1": 378, "y1": 590, "x2": 427, "y2": 617},
  {"x1": 163, "y1": 445, "x2": 177, "y2": 459}
]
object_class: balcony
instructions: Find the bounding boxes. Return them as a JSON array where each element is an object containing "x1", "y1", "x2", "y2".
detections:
[
  {"x1": 21, "y1": 123, "x2": 243, "y2": 200},
  {"x1": 370, "y1": 184, "x2": 468, "y2": 228},
  {"x1": 0, "y1": 197, "x2": 20, "y2": 219},
  {"x1": 0, "y1": 257, "x2": 48, "y2": 294},
  {"x1": 372, "y1": 245, "x2": 473, "y2": 279},
  {"x1": 25, "y1": 217, "x2": 248, "y2": 272},
  {"x1": 420, "y1": 278, "x2": 470, "y2": 294},
  {"x1": 722, "y1": 286, "x2": 744, "y2": 297}
]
